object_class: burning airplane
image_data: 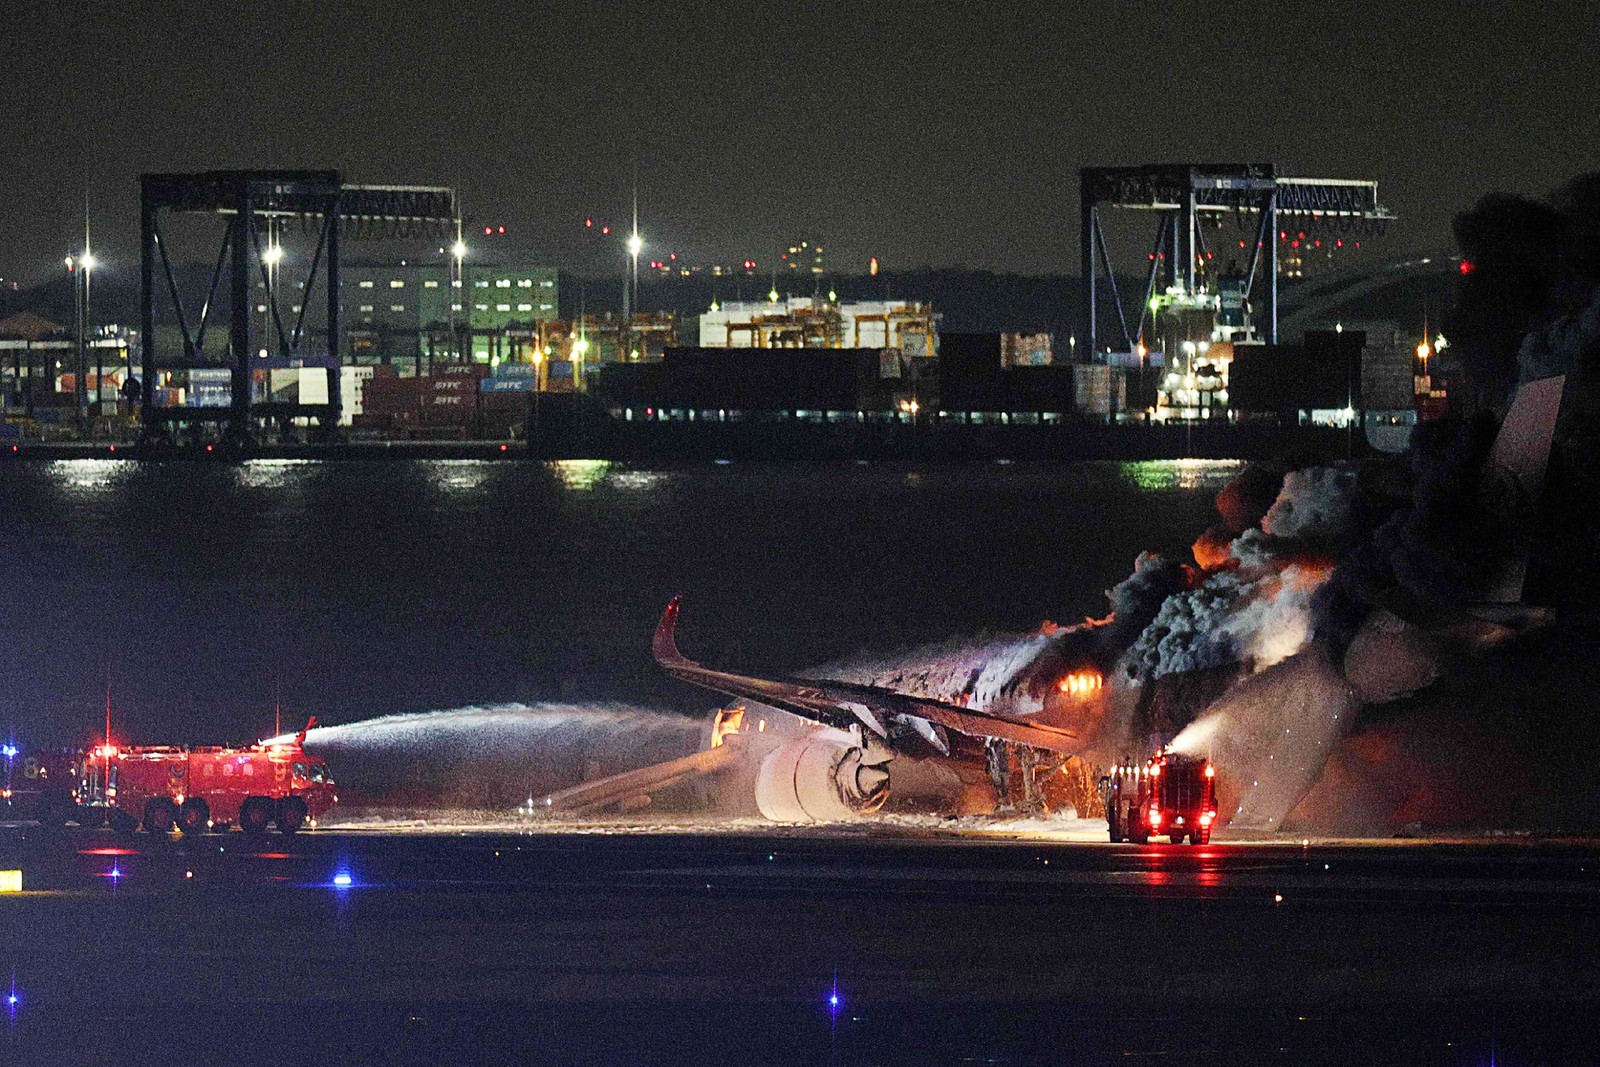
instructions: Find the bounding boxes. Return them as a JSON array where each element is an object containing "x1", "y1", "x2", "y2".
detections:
[{"x1": 534, "y1": 172, "x2": 1599, "y2": 834}]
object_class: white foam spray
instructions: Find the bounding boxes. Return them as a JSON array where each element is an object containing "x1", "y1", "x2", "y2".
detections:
[{"x1": 277, "y1": 703, "x2": 704, "y2": 811}]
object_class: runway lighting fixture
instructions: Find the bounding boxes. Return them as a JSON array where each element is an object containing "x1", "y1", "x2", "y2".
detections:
[
  {"x1": 626, "y1": 232, "x2": 643, "y2": 257},
  {"x1": 80, "y1": 252, "x2": 96, "y2": 273},
  {"x1": 451, "y1": 239, "x2": 467, "y2": 260},
  {"x1": 1, "y1": 745, "x2": 17, "y2": 760},
  {"x1": 332, "y1": 871, "x2": 354, "y2": 888},
  {"x1": 262, "y1": 244, "x2": 283, "y2": 266}
]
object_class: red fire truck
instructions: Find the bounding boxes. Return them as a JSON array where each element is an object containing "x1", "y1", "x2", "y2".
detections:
[
  {"x1": 1101, "y1": 751, "x2": 1218, "y2": 845},
  {"x1": 103, "y1": 727, "x2": 337, "y2": 834},
  {"x1": 6, "y1": 722, "x2": 337, "y2": 835}
]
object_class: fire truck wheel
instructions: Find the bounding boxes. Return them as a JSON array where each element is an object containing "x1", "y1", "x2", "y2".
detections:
[
  {"x1": 238, "y1": 798, "x2": 272, "y2": 834},
  {"x1": 276, "y1": 797, "x2": 308, "y2": 835},
  {"x1": 143, "y1": 798, "x2": 177, "y2": 834},
  {"x1": 178, "y1": 798, "x2": 210, "y2": 835},
  {"x1": 75, "y1": 805, "x2": 106, "y2": 829},
  {"x1": 108, "y1": 808, "x2": 139, "y2": 834}
]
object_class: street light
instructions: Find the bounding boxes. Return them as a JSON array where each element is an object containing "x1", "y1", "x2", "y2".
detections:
[{"x1": 624, "y1": 231, "x2": 643, "y2": 320}]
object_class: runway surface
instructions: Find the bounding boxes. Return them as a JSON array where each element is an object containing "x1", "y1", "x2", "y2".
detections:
[{"x1": 2, "y1": 822, "x2": 1597, "y2": 1064}]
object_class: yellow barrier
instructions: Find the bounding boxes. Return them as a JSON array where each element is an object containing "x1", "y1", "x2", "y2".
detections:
[{"x1": 0, "y1": 870, "x2": 21, "y2": 893}]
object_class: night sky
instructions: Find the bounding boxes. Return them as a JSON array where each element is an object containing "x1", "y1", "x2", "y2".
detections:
[{"x1": 0, "y1": 0, "x2": 1593, "y2": 285}]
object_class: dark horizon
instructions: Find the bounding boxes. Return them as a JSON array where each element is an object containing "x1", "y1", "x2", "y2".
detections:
[{"x1": 1, "y1": 0, "x2": 1593, "y2": 286}]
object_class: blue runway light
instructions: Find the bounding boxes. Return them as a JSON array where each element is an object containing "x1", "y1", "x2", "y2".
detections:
[
  {"x1": 1, "y1": 745, "x2": 17, "y2": 759},
  {"x1": 332, "y1": 871, "x2": 353, "y2": 888}
]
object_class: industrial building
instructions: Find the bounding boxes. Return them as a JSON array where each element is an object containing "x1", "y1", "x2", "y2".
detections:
[{"x1": 332, "y1": 260, "x2": 558, "y2": 368}]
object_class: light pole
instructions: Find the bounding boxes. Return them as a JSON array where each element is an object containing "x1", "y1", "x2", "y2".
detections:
[
  {"x1": 450, "y1": 229, "x2": 467, "y2": 363},
  {"x1": 67, "y1": 251, "x2": 96, "y2": 434},
  {"x1": 625, "y1": 231, "x2": 643, "y2": 321},
  {"x1": 262, "y1": 236, "x2": 283, "y2": 358}
]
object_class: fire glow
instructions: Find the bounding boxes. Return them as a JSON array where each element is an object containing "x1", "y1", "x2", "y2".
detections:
[{"x1": 1058, "y1": 672, "x2": 1103, "y2": 696}]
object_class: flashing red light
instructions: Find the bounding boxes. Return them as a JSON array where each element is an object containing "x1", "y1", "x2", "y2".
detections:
[
  {"x1": 1279, "y1": 230, "x2": 1287, "y2": 240},
  {"x1": 1205, "y1": 252, "x2": 1214, "y2": 260},
  {"x1": 483, "y1": 226, "x2": 492, "y2": 235},
  {"x1": 1336, "y1": 239, "x2": 1344, "y2": 248},
  {"x1": 1239, "y1": 240, "x2": 1247, "y2": 248},
  {"x1": 1298, "y1": 231, "x2": 1306, "y2": 239},
  {"x1": 669, "y1": 253, "x2": 676, "y2": 261},
  {"x1": 601, "y1": 225, "x2": 611, "y2": 235},
  {"x1": 1355, "y1": 242, "x2": 1362, "y2": 249},
  {"x1": 1314, "y1": 240, "x2": 1322, "y2": 248},
  {"x1": 497, "y1": 226, "x2": 505, "y2": 235},
  {"x1": 108, "y1": 445, "x2": 115, "y2": 452},
  {"x1": 645, "y1": 407, "x2": 654, "y2": 416},
  {"x1": 584, "y1": 218, "x2": 593, "y2": 228},
  {"x1": 1291, "y1": 240, "x2": 1301, "y2": 249},
  {"x1": 1459, "y1": 260, "x2": 1475, "y2": 275},
  {"x1": 499, "y1": 443, "x2": 508, "y2": 452},
  {"x1": 205, "y1": 444, "x2": 214, "y2": 452},
  {"x1": 10, "y1": 445, "x2": 16, "y2": 453},
  {"x1": 1148, "y1": 253, "x2": 1156, "y2": 261}
]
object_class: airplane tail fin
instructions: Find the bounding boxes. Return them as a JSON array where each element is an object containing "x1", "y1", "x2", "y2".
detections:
[{"x1": 653, "y1": 596, "x2": 691, "y2": 667}]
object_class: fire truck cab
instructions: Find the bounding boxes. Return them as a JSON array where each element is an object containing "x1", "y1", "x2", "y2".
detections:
[
  {"x1": 1101, "y1": 751, "x2": 1217, "y2": 845},
  {"x1": 102, "y1": 739, "x2": 337, "y2": 835},
  {"x1": 3, "y1": 747, "x2": 109, "y2": 827}
]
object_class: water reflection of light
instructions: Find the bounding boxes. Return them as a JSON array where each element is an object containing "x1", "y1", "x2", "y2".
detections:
[
  {"x1": 548, "y1": 459, "x2": 612, "y2": 491},
  {"x1": 1119, "y1": 459, "x2": 1242, "y2": 492},
  {"x1": 425, "y1": 460, "x2": 493, "y2": 493},
  {"x1": 234, "y1": 459, "x2": 314, "y2": 490},
  {"x1": 608, "y1": 469, "x2": 672, "y2": 492},
  {"x1": 45, "y1": 459, "x2": 133, "y2": 492}
]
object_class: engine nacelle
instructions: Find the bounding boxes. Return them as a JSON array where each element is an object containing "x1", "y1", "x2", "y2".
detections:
[{"x1": 754, "y1": 732, "x2": 891, "y2": 822}]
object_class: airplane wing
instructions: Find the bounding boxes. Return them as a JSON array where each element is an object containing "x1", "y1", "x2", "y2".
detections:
[{"x1": 653, "y1": 597, "x2": 1080, "y2": 755}]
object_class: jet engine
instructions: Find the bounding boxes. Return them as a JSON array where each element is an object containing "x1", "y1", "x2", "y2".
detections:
[{"x1": 753, "y1": 730, "x2": 892, "y2": 822}]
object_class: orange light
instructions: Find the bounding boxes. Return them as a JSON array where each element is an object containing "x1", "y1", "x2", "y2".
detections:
[
  {"x1": 1205, "y1": 765, "x2": 1215, "y2": 778},
  {"x1": 1057, "y1": 671, "x2": 1104, "y2": 696}
]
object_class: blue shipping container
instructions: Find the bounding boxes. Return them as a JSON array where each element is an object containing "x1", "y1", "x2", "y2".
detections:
[{"x1": 481, "y1": 378, "x2": 540, "y2": 393}]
